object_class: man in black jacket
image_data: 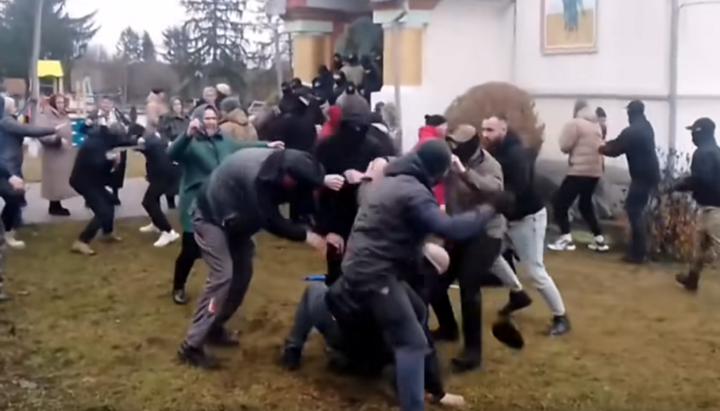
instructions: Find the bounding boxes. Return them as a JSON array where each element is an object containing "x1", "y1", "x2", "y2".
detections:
[
  {"x1": 673, "y1": 118, "x2": 720, "y2": 291},
  {"x1": 178, "y1": 147, "x2": 341, "y2": 369},
  {"x1": 600, "y1": 100, "x2": 661, "y2": 264},
  {"x1": 483, "y1": 116, "x2": 571, "y2": 337}
]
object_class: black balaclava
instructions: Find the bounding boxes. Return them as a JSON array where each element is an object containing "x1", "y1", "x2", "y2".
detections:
[
  {"x1": 415, "y1": 139, "x2": 451, "y2": 184},
  {"x1": 626, "y1": 100, "x2": 645, "y2": 124},
  {"x1": 452, "y1": 135, "x2": 481, "y2": 164}
]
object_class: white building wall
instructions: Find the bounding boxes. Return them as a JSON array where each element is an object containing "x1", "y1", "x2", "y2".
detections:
[{"x1": 387, "y1": 0, "x2": 720, "y2": 173}]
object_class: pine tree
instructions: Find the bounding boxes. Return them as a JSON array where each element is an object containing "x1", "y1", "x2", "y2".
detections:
[
  {"x1": 115, "y1": 27, "x2": 142, "y2": 61},
  {"x1": 0, "y1": 0, "x2": 97, "y2": 79},
  {"x1": 181, "y1": 0, "x2": 249, "y2": 89},
  {"x1": 141, "y1": 31, "x2": 156, "y2": 61}
]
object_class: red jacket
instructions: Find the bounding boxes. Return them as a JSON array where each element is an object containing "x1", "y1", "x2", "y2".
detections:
[
  {"x1": 413, "y1": 126, "x2": 445, "y2": 206},
  {"x1": 318, "y1": 105, "x2": 342, "y2": 144}
]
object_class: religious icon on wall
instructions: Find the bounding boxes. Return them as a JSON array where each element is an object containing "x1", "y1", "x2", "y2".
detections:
[{"x1": 541, "y1": 0, "x2": 598, "y2": 54}]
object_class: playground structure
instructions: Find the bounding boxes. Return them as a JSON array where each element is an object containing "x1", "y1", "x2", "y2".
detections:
[{"x1": 37, "y1": 59, "x2": 95, "y2": 116}]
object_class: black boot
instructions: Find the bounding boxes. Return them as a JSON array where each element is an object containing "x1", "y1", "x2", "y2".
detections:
[
  {"x1": 450, "y1": 349, "x2": 481, "y2": 374},
  {"x1": 547, "y1": 315, "x2": 571, "y2": 336},
  {"x1": 498, "y1": 290, "x2": 533, "y2": 316},
  {"x1": 172, "y1": 289, "x2": 188, "y2": 305},
  {"x1": 280, "y1": 345, "x2": 302, "y2": 371},
  {"x1": 48, "y1": 201, "x2": 71, "y2": 216},
  {"x1": 177, "y1": 342, "x2": 217, "y2": 369},
  {"x1": 676, "y1": 272, "x2": 699, "y2": 292},
  {"x1": 206, "y1": 326, "x2": 239, "y2": 347}
]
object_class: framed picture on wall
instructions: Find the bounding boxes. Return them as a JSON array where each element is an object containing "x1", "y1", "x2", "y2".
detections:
[{"x1": 541, "y1": 0, "x2": 599, "y2": 54}]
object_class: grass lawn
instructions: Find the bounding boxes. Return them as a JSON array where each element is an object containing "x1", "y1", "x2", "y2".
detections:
[
  {"x1": 22, "y1": 151, "x2": 147, "y2": 183},
  {"x1": 1, "y1": 219, "x2": 720, "y2": 411}
]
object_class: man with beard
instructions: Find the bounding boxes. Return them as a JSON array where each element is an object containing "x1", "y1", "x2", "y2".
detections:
[
  {"x1": 430, "y1": 124, "x2": 527, "y2": 373},
  {"x1": 483, "y1": 116, "x2": 571, "y2": 336},
  {"x1": 331, "y1": 140, "x2": 508, "y2": 411},
  {"x1": 314, "y1": 103, "x2": 396, "y2": 285}
]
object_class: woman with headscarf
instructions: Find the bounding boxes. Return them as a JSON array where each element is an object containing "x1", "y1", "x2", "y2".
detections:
[
  {"x1": 167, "y1": 104, "x2": 281, "y2": 305},
  {"x1": 36, "y1": 94, "x2": 78, "y2": 216}
]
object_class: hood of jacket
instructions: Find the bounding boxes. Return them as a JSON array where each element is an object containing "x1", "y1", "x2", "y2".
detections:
[
  {"x1": 575, "y1": 105, "x2": 598, "y2": 122},
  {"x1": 383, "y1": 153, "x2": 433, "y2": 189},
  {"x1": 221, "y1": 108, "x2": 250, "y2": 126}
]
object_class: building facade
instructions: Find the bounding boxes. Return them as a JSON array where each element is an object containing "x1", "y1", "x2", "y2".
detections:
[{"x1": 282, "y1": 0, "x2": 720, "y2": 167}]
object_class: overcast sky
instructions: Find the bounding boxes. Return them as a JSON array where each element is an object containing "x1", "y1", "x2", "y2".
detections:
[{"x1": 66, "y1": 0, "x2": 187, "y2": 49}]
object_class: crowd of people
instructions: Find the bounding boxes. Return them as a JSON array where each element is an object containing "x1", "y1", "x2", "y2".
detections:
[{"x1": 0, "y1": 74, "x2": 719, "y2": 411}]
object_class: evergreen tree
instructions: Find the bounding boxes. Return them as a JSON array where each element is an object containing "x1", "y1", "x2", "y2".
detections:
[
  {"x1": 162, "y1": 25, "x2": 200, "y2": 98},
  {"x1": 115, "y1": 27, "x2": 142, "y2": 61},
  {"x1": 141, "y1": 31, "x2": 156, "y2": 61},
  {"x1": 0, "y1": 0, "x2": 97, "y2": 80},
  {"x1": 181, "y1": 0, "x2": 249, "y2": 89}
]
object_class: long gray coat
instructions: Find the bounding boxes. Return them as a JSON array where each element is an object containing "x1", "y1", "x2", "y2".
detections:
[{"x1": 36, "y1": 107, "x2": 78, "y2": 201}]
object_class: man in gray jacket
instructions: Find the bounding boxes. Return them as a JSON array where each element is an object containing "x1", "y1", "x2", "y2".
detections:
[{"x1": 177, "y1": 147, "x2": 338, "y2": 368}]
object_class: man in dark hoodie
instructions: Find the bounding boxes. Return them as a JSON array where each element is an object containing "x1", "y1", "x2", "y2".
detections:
[
  {"x1": 177, "y1": 146, "x2": 342, "y2": 368},
  {"x1": 314, "y1": 101, "x2": 396, "y2": 285},
  {"x1": 329, "y1": 140, "x2": 505, "y2": 411},
  {"x1": 672, "y1": 118, "x2": 720, "y2": 292},
  {"x1": 360, "y1": 55, "x2": 381, "y2": 103},
  {"x1": 483, "y1": 116, "x2": 571, "y2": 337},
  {"x1": 600, "y1": 100, "x2": 661, "y2": 264},
  {"x1": 0, "y1": 97, "x2": 29, "y2": 301},
  {"x1": 69, "y1": 121, "x2": 137, "y2": 256},
  {"x1": 0, "y1": 96, "x2": 61, "y2": 247}
]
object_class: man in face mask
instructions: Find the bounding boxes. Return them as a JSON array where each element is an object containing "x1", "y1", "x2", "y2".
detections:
[
  {"x1": 672, "y1": 118, "x2": 720, "y2": 292},
  {"x1": 430, "y1": 124, "x2": 526, "y2": 373}
]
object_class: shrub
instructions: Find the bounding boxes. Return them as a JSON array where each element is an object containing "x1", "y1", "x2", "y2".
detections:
[{"x1": 444, "y1": 82, "x2": 545, "y2": 154}]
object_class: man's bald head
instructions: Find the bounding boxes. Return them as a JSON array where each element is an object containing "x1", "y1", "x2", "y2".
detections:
[{"x1": 481, "y1": 116, "x2": 508, "y2": 142}]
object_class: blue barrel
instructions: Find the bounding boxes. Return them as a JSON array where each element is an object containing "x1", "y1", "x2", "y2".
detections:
[{"x1": 70, "y1": 117, "x2": 87, "y2": 147}]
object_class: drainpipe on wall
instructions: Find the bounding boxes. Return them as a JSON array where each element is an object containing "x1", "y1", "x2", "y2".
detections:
[
  {"x1": 510, "y1": 0, "x2": 518, "y2": 82},
  {"x1": 391, "y1": 0, "x2": 410, "y2": 152},
  {"x1": 668, "y1": 0, "x2": 680, "y2": 171}
]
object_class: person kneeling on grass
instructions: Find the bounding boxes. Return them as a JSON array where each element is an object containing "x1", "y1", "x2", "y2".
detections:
[
  {"x1": 281, "y1": 241, "x2": 465, "y2": 408},
  {"x1": 177, "y1": 147, "x2": 345, "y2": 368}
]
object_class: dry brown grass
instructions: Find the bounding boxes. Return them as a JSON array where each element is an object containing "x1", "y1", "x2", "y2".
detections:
[
  {"x1": 2, "y1": 220, "x2": 720, "y2": 411},
  {"x1": 544, "y1": 12, "x2": 596, "y2": 51},
  {"x1": 21, "y1": 150, "x2": 147, "y2": 183}
]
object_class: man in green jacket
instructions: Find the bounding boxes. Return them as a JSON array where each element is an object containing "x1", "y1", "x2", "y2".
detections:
[{"x1": 168, "y1": 104, "x2": 282, "y2": 305}]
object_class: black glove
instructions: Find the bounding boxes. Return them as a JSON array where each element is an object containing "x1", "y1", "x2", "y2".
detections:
[
  {"x1": 492, "y1": 317, "x2": 524, "y2": 350},
  {"x1": 489, "y1": 191, "x2": 516, "y2": 215}
]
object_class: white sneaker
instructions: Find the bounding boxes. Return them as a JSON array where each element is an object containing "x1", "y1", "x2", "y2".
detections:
[
  {"x1": 588, "y1": 235, "x2": 610, "y2": 252},
  {"x1": 139, "y1": 223, "x2": 159, "y2": 233},
  {"x1": 153, "y1": 230, "x2": 179, "y2": 247},
  {"x1": 4, "y1": 231, "x2": 26, "y2": 249},
  {"x1": 548, "y1": 234, "x2": 575, "y2": 251}
]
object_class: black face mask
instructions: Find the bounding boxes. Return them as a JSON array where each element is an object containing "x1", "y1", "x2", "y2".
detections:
[{"x1": 451, "y1": 136, "x2": 480, "y2": 163}]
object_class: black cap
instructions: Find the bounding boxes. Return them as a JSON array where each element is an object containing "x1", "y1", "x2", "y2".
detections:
[
  {"x1": 686, "y1": 117, "x2": 715, "y2": 133},
  {"x1": 424, "y1": 114, "x2": 447, "y2": 127},
  {"x1": 626, "y1": 100, "x2": 645, "y2": 113}
]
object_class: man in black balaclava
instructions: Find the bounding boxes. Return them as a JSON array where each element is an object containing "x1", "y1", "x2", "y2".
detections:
[
  {"x1": 360, "y1": 55, "x2": 381, "y2": 103},
  {"x1": 313, "y1": 65, "x2": 335, "y2": 104},
  {"x1": 332, "y1": 53, "x2": 344, "y2": 72},
  {"x1": 672, "y1": 117, "x2": 720, "y2": 292},
  {"x1": 600, "y1": 100, "x2": 660, "y2": 264},
  {"x1": 341, "y1": 53, "x2": 364, "y2": 87}
]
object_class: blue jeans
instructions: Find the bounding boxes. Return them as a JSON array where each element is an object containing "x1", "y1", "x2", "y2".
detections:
[{"x1": 625, "y1": 181, "x2": 654, "y2": 261}]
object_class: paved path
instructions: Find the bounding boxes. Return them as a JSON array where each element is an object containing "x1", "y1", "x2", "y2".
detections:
[{"x1": 22, "y1": 178, "x2": 152, "y2": 224}]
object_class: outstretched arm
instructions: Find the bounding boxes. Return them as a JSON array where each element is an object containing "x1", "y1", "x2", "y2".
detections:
[{"x1": 405, "y1": 193, "x2": 495, "y2": 242}]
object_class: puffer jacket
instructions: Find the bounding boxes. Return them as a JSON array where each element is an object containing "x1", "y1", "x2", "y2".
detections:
[
  {"x1": 559, "y1": 107, "x2": 604, "y2": 177},
  {"x1": 219, "y1": 108, "x2": 258, "y2": 142}
]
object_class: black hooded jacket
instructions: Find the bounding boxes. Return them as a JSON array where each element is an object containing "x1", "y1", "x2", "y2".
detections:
[
  {"x1": 314, "y1": 109, "x2": 396, "y2": 238},
  {"x1": 340, "y1": 153, "x2": 495, "y2": 292},
  {"x1": 603, "y1": 113, "x2": 661, "y2": 186},
  {"x1": 69, "y1": 123, "x2": 136, "y2": 192},
  {"x1": 273, "y1": 95, "x2": 320, "y2": 152},
  {"x1": 676, "y1": 132, "x2": 720, "y2": 206},
  {"x1": 487, "y1": 131, "x2": 544, "y2": 221},
  {"x1": 196, "y1": 148, "x2": 325, "y2": 240}
]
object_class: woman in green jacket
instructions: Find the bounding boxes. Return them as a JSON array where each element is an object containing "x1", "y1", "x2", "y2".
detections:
[{"x1": 169, "y1": 104, "x2": 282, "y2": 304}]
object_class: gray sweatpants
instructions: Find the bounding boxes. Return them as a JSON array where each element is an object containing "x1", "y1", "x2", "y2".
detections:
[{"x1": 184, "y1": 211, "x2": 255, "y2": 348}]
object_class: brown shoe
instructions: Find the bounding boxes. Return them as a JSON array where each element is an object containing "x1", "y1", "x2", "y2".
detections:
[
  {"x1": 100, "y1": 233, "x2": 122, "y2": 243},
  {"x1": 71, "y1": 241, "x2": 96, "y2": 255}
]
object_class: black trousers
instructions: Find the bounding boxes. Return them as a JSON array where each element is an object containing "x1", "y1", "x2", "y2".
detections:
[
  {"x1": 142, "y1": 176, "x2": 173, "y2": 232},
  {"x1": 78, "y1": 185, "x2": 115, "y2": 243},
  {"x1": 552, "y1": 175, "x2": 602, "y2": 236},
  {"x1": 430, "y1": 235, "x2": 502, "y2": 354},
  {"x1": 173, "y1": 232, "x2": 201, "y2": 290},
  {"x1": 0, "y1": 191, "x2": 22, "y2": 232}
]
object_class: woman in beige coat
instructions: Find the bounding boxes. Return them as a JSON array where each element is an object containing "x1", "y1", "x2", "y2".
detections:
[
  {"x1": 36, "y1": 94, "x2": 77, "y2": 216},
  {"x1": 548, "y1": 100, "x2": 608, "y2": 252}
]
